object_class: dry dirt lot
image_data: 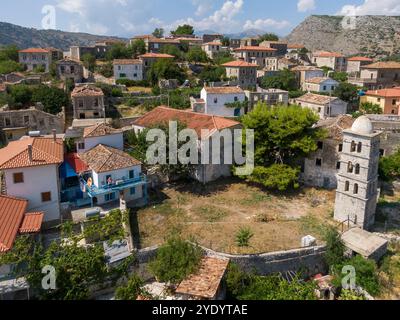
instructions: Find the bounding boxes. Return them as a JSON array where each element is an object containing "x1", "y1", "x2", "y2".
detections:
[{"x1": 133, "y1": 178, "x2": 337, "y2": 254}]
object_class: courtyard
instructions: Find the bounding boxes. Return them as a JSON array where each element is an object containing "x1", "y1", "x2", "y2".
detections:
[{"x1": 133, "y1": 178, "x2": 337, "y2": 254}]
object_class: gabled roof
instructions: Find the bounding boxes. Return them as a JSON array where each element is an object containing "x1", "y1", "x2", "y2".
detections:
[
  {"x1": 138, "y1": 53, "x2": 174, "y2": 59},
  {"x1": 316, "y1": 115, "x2": 354, "y2": 140},
  {"x1": 222, "y1": 60, "x2": 258, "y2": 68},
  {"x1": 134, "y1": 106, "x2": 241, "y2": 137},
  {"x1": 234, "y1": 46, "x2": 277, "y2": 52},
  {"x1": 65, "y1": 153, "x2": 90, "y2": 174},
  {"x1": 362, "y1": 61, "x2": 400, "y2": 69},
  {"x1": 71, "y1": 85, "x2": 104, "y2": 97},
  {"x1": 203, "y1": 86, "x2": 244, "y2": 94},
  {"x1": 291, "y1": 66, "x2": 323, "y2": 72},
  {"x1": 19, "y1": 48, "x2": 49, "y2": 53},
  {"x1": 296, "y1": 92, "x2": 342, "y2": 105},
  {"x1": 176, "y1": 257, "x2": 229, "y2": 299},
  {"x1": 313, "y1": 51, "x2": 344, "y2": 58},
  {"x1": 347, "y1": 56, "x2": 373, "y2": 62},
  {"x1": 113, "y1": 59, "x2": 142, "y2": 65},
  {"x1": 365, "y1": 87, "x2": 400, "y2": 98},
  {"x1": 83, "y1": 123, "x2": 122, "y2": 138},
  {"x1": 0, "y1": 137, "x2": 64, "y2": 170},
  {"x1": 0, "y1": 195, "x2": 27, "y2": 253},
  {"x1": 19, "y1": 212, "x2": 44, "y2": 234},
  {"x1": 80, "y1": 144, "x2": 141, "y2": 173},
  {"x1": 305, "y1": 77, "x2": 338, "y2": 84}
]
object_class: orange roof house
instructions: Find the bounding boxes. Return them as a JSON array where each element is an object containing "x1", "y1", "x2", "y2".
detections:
[
  {"x1": 347, "y1": 56, "x2": 373, "y2": 62},
  {"x1": 18, "y1": 48, "x2": 50, "y2": 54},
  {"x1": 222, "y1": 60, "x2": 258, "y2": 68},
  {"x1": 0, "y1": 195, "x2": 43, "y2": 253},
  {"x1": 138, "y1": 53, "x2": 175, "y2": 59},
  {"x1": 361, "y1": 87, "x2": 400, "y2": 115},
  {"x1": 234, "y1": 46, "x2": 277, "y2": 53}
]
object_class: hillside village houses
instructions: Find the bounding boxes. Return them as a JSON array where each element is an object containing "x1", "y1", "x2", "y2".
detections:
[
  {"x1": 132, "y1": 106, "x2": 241, "y2": 184},
  {"x1": 113, "y1": 59, "x2": 143, "y2": 82},
  {"x1": 18, "y1": 48, "x2": 53, "y2": 72},
  {"x1": 294, "y1": 93, "x2": 348, "y2": 120},
  {"x1": 233, "y1": 46, "x2": 277, "y2": 68},
  {"x1": 361, "y1": 87, "x2": 400, "y2": 115},
  {"x1": 346, "y1": 56, "x2": 374, "y2": 76},
  {"x1": 312, "y1": 51, "x2": 347, "y2": 72},
  {"x1": 0, "y1": 134, "x2": 64, "y2": 227},
  {"x1": 292, "y1": 66, "x2": 325, "y2": 88},
  {"x1": 191, "y1": 86, "x2": 246, "y2": 117},
  {"x1": 245, "y1": 87, "x2": 289, "y2": 110},
  {"x1": 222, "y1": 60, "x2": 258, "y2": 89},
  {"x1": 71, "y1": 85, "x2": 105, "y2": 120},
  {"x1": 303, "y1": 77, "x2": 339, "y2": 94},
  {"x1": 56, "y1": 58, "x2": 85, "y2": 84},
  {"x1": 138, "y1": 53, "x2": 174, "y2": 79},
  {"x1": 259, "y1": 41, "x2": 288, "y2": 56},
  {"x1": 130, "y1": 35, "x2": 181, "y2": 53},
  {"x1": 201, "y1": 41, "x2": 225, "y2": 60}
]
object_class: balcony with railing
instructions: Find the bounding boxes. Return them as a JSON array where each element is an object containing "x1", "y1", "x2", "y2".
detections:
[{"x1": 80, "y1": 174, "x2": 147, "y2": 198}]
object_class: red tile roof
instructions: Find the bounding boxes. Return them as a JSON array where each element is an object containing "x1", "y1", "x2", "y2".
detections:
[
  {"x1": 113, "y1": 59, "x2": 142, "y2": 65},
  {"x1": 234, "y1": 46, "x2": 277, "y2": 52},
  {"x1": 314, "y1": 51, "x2": 344, "y2": 58},
  {"x1": 222, "y1": 60, "x2": 258, "y2": 68},
  {"x1": 65, "y1": 153, "x2": 90, "y2": 174},
  {"x1": 362, "y1": 61, "x2": 400, "y2": 69},
  {"x1": 365, "y1": 88, "x2": 400, "y2": 98},
  {"x1": 71, "y1": 85, "x2": 104, "y2": 97},
  {"x1": 347, "y1": 56, "x2": 373, "y2": 62},
  {"x1": 19, "y1": 48, "x2": 50, "y2": 53},
  {"x1": 19, "y1": 212, "x2": 44, "y2": 234},
  {"x1": 203, "y1": 86, "x2": 244, "y2": 94},
  {"x1": 0, "y1": 195, "x2": 28, "y2": 253},
  {"x1": 83, "y1": 123, "x2": 122, "y2": 138},
  {"x1": 0, "y1": 137, "x2": 64, "y2": 170},
  {"x1": 134, "y1": 106, "x2": 241, "y2": 137},
  {"x1": 139, "y1": 53, "x2": 175, "y2": 59}
]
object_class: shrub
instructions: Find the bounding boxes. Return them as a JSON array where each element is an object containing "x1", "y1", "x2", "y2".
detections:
[
  {"x1": 247, "y1": 165, "x2": 300, "y2": 191},
  {"x1": 115, "y1": 274, "x2": 144, "y2": 300},
  {"x1": 235, "y1": 227, "x2": 254, "y2": 247},
  {"x1": 148, "y1": 235, "x2": 203, "y2": 284},
  {"x1": 116, "y1": 79, "x2": 150, "y2": 87},
  {"x1": 323, "y1": 226, "x2": 345, "y2": 268}
]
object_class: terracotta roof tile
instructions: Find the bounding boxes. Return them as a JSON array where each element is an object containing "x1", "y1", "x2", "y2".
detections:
[
  {"x1": 134, "y1": 106, "x2": 241, "y2": 137},
  {"x1": 222, "y1": 60, "x2": 258, "y2": 68},
  {"x1": 362, "y1": 61, "x2": 400, "y2": 69},
  {"x1": 83, "y1": 123, "x2": 122, "y2": 138},
  {"x1": 316, "y1": 115, "x2": 354, "y2": 140},
  {"x1": 139, "y1": 53, "x2": 175, "y2": 59},
  {"x1": 71, "y1": 85, "x2": 104, "y2": 97},
  {"x1": 0, "y1": 195, "x2": 28, "y2": 253},
  {"x1": 113, "y1": 59, "x2": 142, "y2": 65},
  {"x1": 80, "y1": 144, "x2": 141, "y2": 173},
  {"x1": 0, "y1": 137, "x2": 64, "y2": 170},
  {"x1": 365, "y1": 88, "x2": 400, "y2": 98},
  {"x1": 305, "y1": 77, "x2": 337, "y2": 84},
  {"x1": 203, "y1": 86, "x2": 244, "y2": 94},
  {"x1": 292, "y1": 66, "x2": 323, "y2": 72},
  {"x1": 347, "y1": 56, "x2": 373, "y2": 62},
  {"x1": 176, "y1": 257, "x2": 229, "y2": 299},
  {"x1": 234, "y1": 46, "x2": 277, "y2": 52},
  {"x1": 296, "y1": 93, "x2": 341, "y2": 105},
  {"x1": 314, "y1": 51, "x2": 344, "y2": 58},
  {"x1": 19, "y1": 212, "x2": 44, "y2": 234},
  {"x1": 19, "y1": 48, "x2": 50, "y2": 53}
]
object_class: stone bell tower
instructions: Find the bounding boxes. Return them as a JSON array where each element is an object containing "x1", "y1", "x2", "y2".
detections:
[{"x1": 334, "y1": 116, "x2": 381, "y2": 230}]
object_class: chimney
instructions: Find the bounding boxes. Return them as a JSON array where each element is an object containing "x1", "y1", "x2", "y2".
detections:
[
  {"x1": 52, "y1": 129, "x2": 57, "y2": 142},
  {"x1": 28, "y1": 144, "x2": 33, "y2": 162}
]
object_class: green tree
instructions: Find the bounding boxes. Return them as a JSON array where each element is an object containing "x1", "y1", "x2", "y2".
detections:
[
  {"x1": 359, "y1": 102, "x2": 382, "y2": 115},
  {"x1": 379, "y1": 149, "x2": 400, "y2": 181},
  {"x1": 186, "y1": 46, "x2": 208, "y2": 63},
  {"x1": 115, "y1": 274, "x2": 144, "y2": 300},
  {"x1": 97, "y1": 62, "x2": 114, "y2": 78},
  {"x1": 323, "y1": 227, "x2": 345, "y2": 268},
  {"x1": 105, "y1": 43, "x2": 133, "y2": 60},
  {"x1": 330, "y1": 72, "x2": 348, "y2": 82},
  {"x1": 221, "y1": 37, "x2": 230, "y2": 47},
  {"x1": 8, "y1": 84, "x2": 32, "y2": 107},
  {"x1": 160, "y1": 44, "x2": 184, "y2": 60},
  {"x1": 31, "y1": 85, "x2": 70, "y2": 114},
  {"x1": 147, "y1": 59, "x2": 186, "y2": 85},
  {"x1": 213, "y1": 51, "x2": 235, "y2": 65},
  {"x1": 333, "y1": 82, "x2": 359, "y2": 102},
  {"x1": 260, "y1": 69, "x2": 297, "y2": 91},
  {"x1": 258, "y1": 33, "x2": 279, "y2": 43},
  {"x1": 130, "y1": 39, "x2": 146, "y2": 57},
  {"x1": 199, "y1": 65, "x2": 226, "y2": 82},
  {"x1": 171, "y1": 24, "x2": 194, "y2": 36},
  {"x1": 152, "y1": 28, "x2": 164, "y2": 38},
  {"x1": 81, "y1": 53, "x2": 96, "y2": 72},
  {"x1": 0, "y1": 60, "x2": 24, "y2": 74},
  {"x1": 247, "y1": 165, "x2": 300, "y2": 191},
  {"x1": 0, "y1": 44, "x2": 19, "y2": 62},
  {"x1": 148, "y1": 235, "x2": 203, "y2": 284}
]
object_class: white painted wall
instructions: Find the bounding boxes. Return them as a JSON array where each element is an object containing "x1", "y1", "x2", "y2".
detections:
[
  {"x1": 303, "y1": 79, "x2": 339, "y2": 93},
  {"x1": 297, "y1": 100, "x2": 347, "y2": 119},
  {"x1": 201, "y1": 88, "x2": 246, "y2": 117},
  {"x1": 77, "y1": 133, "x2": 124, "y2": 153},
  {"x1": 4, "y1": 165, "x2": 61, "y2": 222},
  {"x1": 114, "y1": 63, "x2": 143, "y2": 81}
]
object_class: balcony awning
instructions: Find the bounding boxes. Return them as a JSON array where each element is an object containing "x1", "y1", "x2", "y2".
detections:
[{"x1": 60, "y1": 161, "x2": 78, "y2": 179}]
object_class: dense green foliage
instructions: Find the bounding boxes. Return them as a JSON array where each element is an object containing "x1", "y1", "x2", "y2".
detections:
[
  {"x1": 330, "y1": 72, "x2": 348, "y2": 82},
  {"x1": 81, "y1": 53, "x2": 96, "y2": 72},
  {"x1": 115, "y1": 274, "x2": 145, "y2": 300},
  {"x1": 116, "y1": 78, "x2": 149, "y2": 87},
  {"x1": 353, "y1": 102, "x2": 383, "y2": 118},
  {"x1": 379, "y1": 149, "x2": 400, "y2": 181},
  {"x1": 147, "y1": 59, "x2": 186, "y2": 85},
  {"x1": 199, "y1": 65, "x2": 226, "y2": 82},
  {"x1": 257, "y1": 33, "x2": 279, "y2": 43},
  {"x1": 260, "y1": 69, "x2": 297, "y2": 91},
  {"x1": 152, "y1": 28, "x2": 164, "y2": 38},
  {"x1": 97, "y1": 62, "x2": 114, "y2": 78},
  {"x1": 226, "y1": 264, "x2": 317, "y2": 300},
  {"x1": 221, "y1": 37, "x2": 230, "y2": 47},
  {"x1": 7, "y1": 84, "x2": 32, "y2": 107},
  {"x1": 323, "y1": 227, "x2": 345, "y2": 268},
  {"x1": 160, "y1": 44, "x2": 185, "y2": 61},
  {"x1": 0, "y1": 60, "x2": 24, "y2": 74},
  {"x1": 105, "y1": 43, "x2": 133, "y2": 61},
  {"x1": 212, "y1": 51, "x2": 235, "y2": 65},
  {"x1": 31, "y1": 85, "x2": 70, "y2": 114},
  {"x1": 186, "y1": 46, "x2": 208, "y2": 63},
  {"x1": 171, "y1": 24, "x2": 194, "y2": 36},
  {"x1": 0, "y1": 45, "x2": 23, "y2": 74},
  {"x1": 248, "y1": 165, "x2": 300, "y2": 191},
  {"x1": 235, "y1": 227, "x2": 254, "y2": 247},
  {"x1": 130, "y1": 39, "x2": 146, "y2": 57},
  {"x1": 333, "y1": 82, "x2": 359, "y2": 102},
  {"x1": 148, "y1": 235, "x2": 203, "y2": 284}
]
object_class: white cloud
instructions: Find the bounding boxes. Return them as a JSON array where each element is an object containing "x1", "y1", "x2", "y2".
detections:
[
  {"x1": 297, "y1": 0, "x2": 316, "y2": 12},
  {"x1": 244, "y1": 19, "x2": 291, "y2": 30},
  {"x1": 339, "y1": 0, "x2": 400, "y2": 15},
  {"x1": 192, "y1": 0, "x2": 213, "y2": 17}
]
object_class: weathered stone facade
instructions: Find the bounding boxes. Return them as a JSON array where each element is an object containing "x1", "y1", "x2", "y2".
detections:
[
  {"x1": 0, "y1": 105, "x2": 65, "y2": 142},
  {"x1": 71, "y1": 85, "x2": 105, "y2": 120},
  {"x1": 56, "y1": 59, "x2": 84, "y2": 83},
  {"x1": 334, "y1": 116, "x2": 381, "y2": 230}
]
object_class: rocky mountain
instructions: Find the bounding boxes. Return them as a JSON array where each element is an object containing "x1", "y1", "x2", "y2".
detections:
[
  {"x1": 286, "y1": 15, "x2": 400, "y2": 58},
  {"x1": 0, "y1": 22, "x2": 127, "y2": 51}
]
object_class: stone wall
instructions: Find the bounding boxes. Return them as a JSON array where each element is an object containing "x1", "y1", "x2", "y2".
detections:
[{"x1": 135, "y1": 244, "x2": 328, "y2": 278}]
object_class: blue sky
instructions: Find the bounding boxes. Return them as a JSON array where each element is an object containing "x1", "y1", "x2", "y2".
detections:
[{"x1": 1, "y1": 0, "x2": 399, "y2": 37}]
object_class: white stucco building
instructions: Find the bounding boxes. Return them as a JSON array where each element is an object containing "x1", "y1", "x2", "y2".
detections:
[
  {"x1": 0, "y1": 135, "x2": 64, "y2": 227},
  {"x1": 113, "y1": 59, "x2": 144, "y2": 82},
  {"x1": 76, "y1": 123, "x2": 124, "y2": 153},
  {"x1": 201, "y1": 42, "x2": 226, "y2": 59},
  {"x1": 295, "y1": 93, "x2": 348, "y2": 120},
  {"x1": 303, "y1": 77, "x2": 339, "y2": 94}
]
